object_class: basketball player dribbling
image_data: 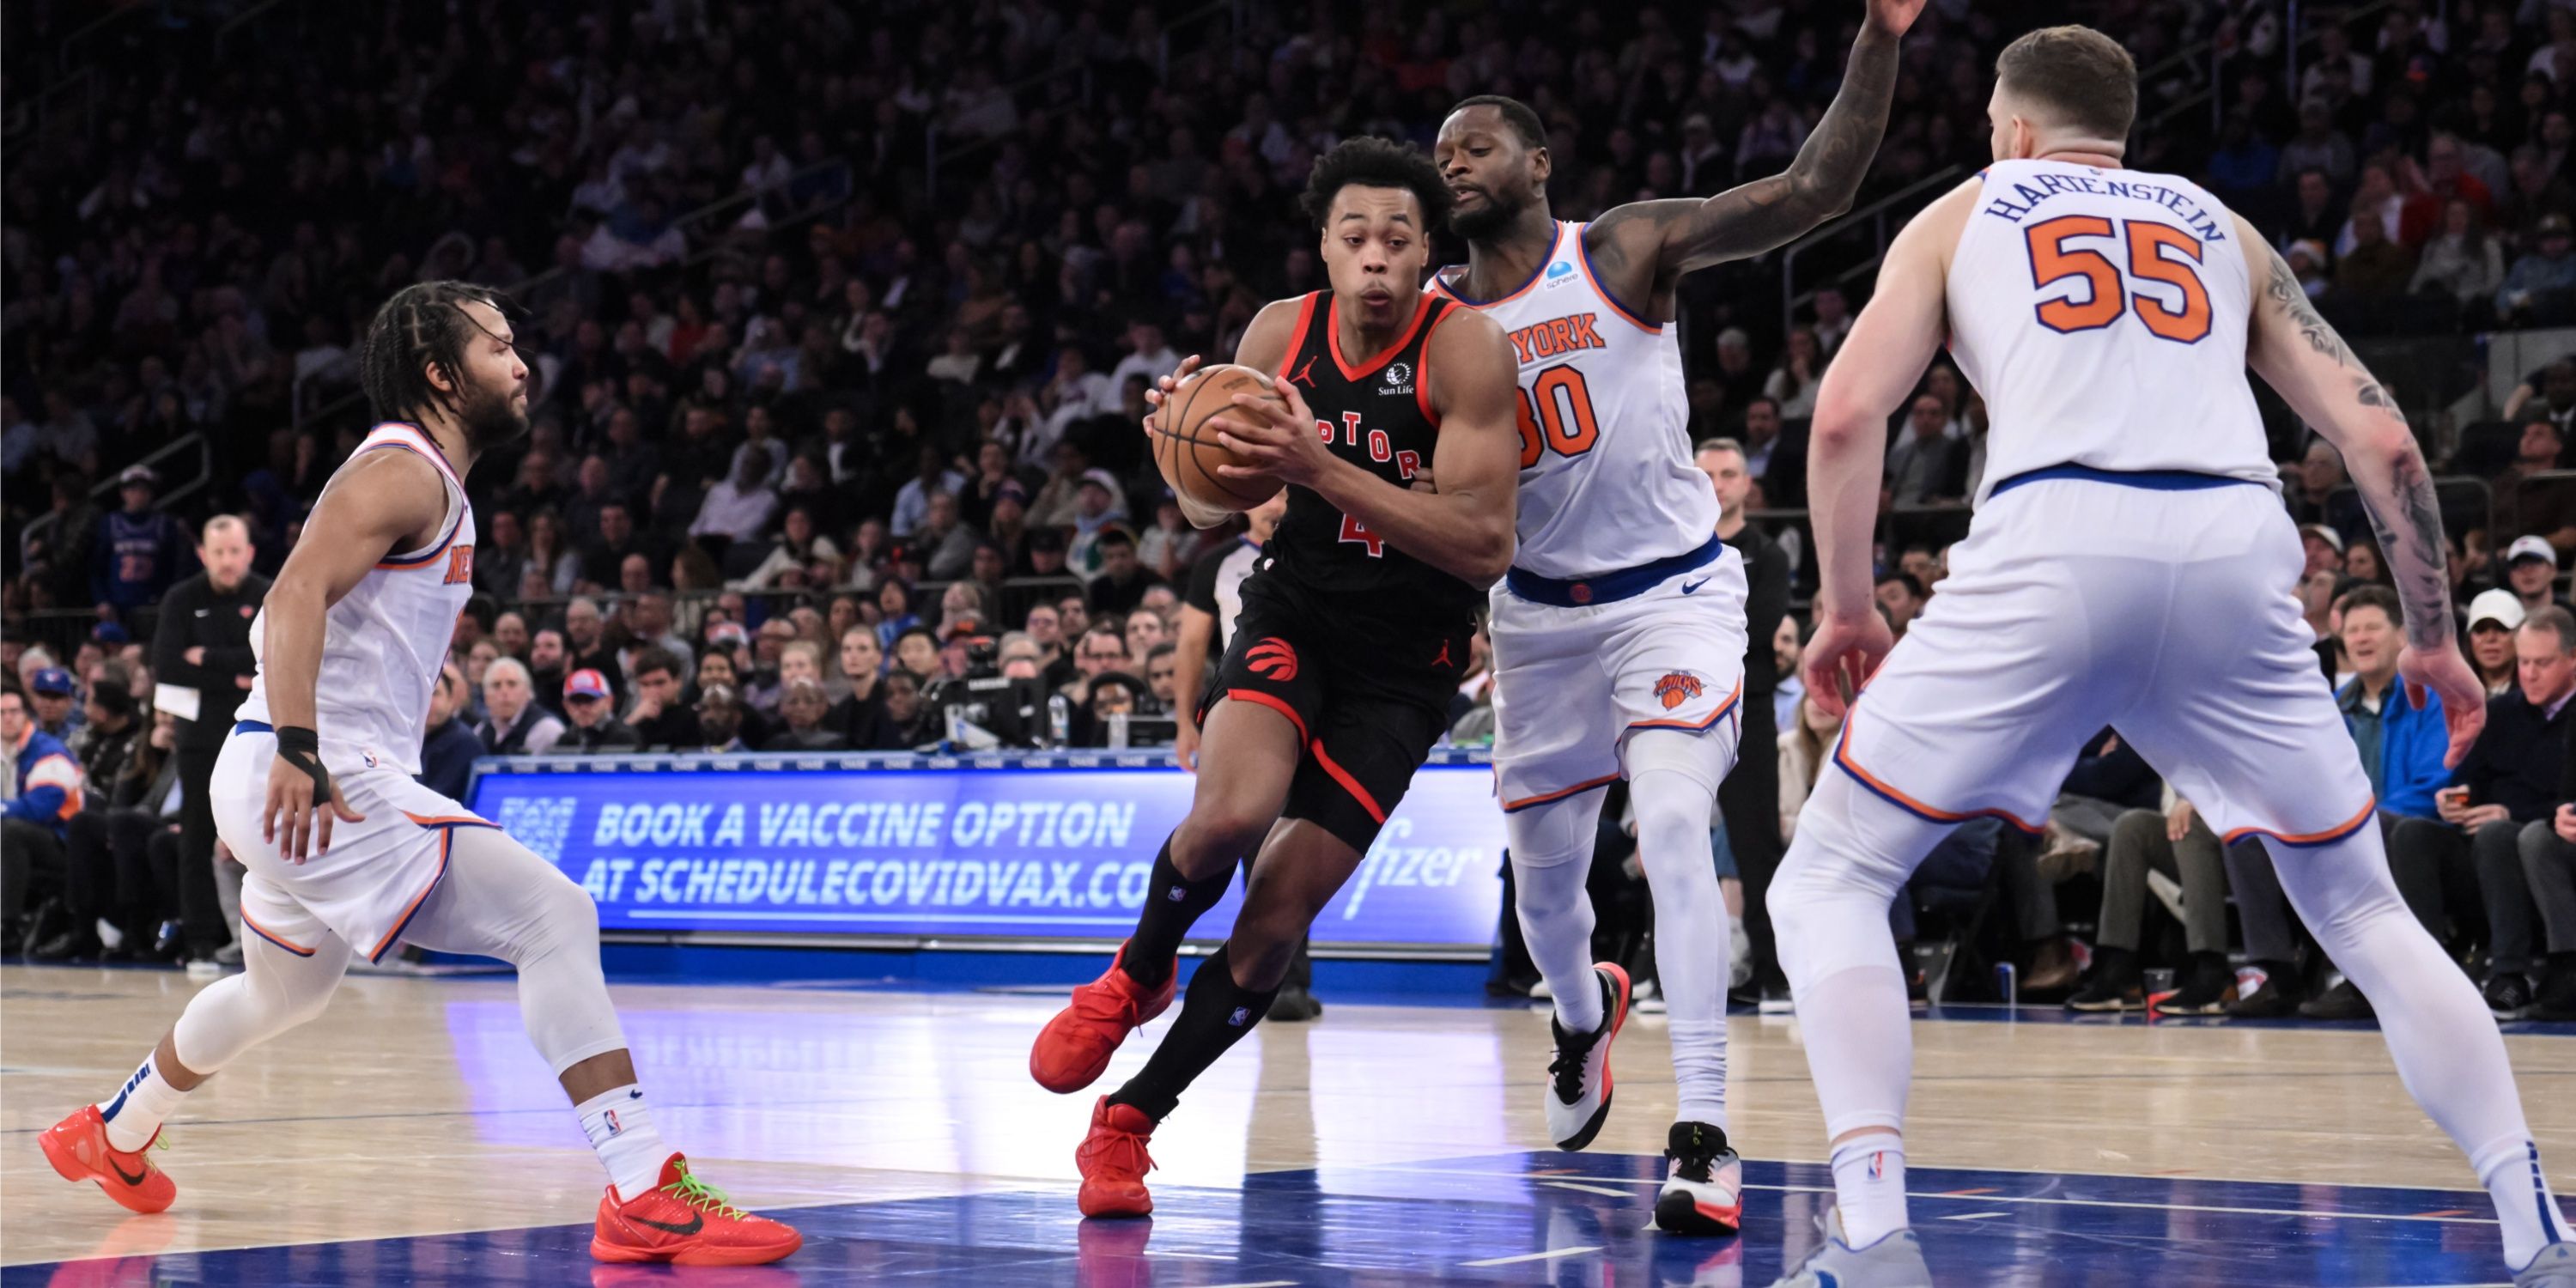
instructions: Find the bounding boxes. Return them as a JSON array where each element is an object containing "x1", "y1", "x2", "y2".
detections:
[
  {"x1": 1025, "y1": 138, "x2": 1523, "y2": 1218},
  {"x1": 1764, "y1": 28, "x2": 2571, "y2": 1286},
  {"x1": 1426, "y1": 0, "x2": 1923, "y2": 1236},
  {"x1": 39, "y1": 283, "x2": 802, "y2": 1267}
]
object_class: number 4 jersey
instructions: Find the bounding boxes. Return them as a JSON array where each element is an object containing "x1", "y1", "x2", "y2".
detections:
[
  {"x1": 1260, "y1": 289, "x2": 1485, "y2": 629},
  {"x1": 1430, "y1": 221, "x2": 1716, "y2": 580},
  {"x1": 1952, "y1": 160, "x2": 2277, "y2": 502}
]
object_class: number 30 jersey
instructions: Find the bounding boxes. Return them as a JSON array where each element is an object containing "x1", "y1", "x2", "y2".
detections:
[
  {"x1": 1949, "y1": 160, "x2": 2277, "y2": 502},
  {"x1": 1431, "y1": 221, "x2": 1716, "y2": 580}
]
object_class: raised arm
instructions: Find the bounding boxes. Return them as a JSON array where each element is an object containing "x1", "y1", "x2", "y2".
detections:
[
  {"x1": 259, "y1": 450, "x2": 449, "y2": 859},
  {"x1": 1214, "y1": 306, "x2": 1519, "y2": 585},
  {"x1": 2239, "y1": 212, "x2": 2484, "y2": 765},
  {"x1": 1583, "y1": 0, "x2": 1923, "y2": 307},
  {"x1": 1799, "y1": 181, "x2": 1968, "y2": 713}
]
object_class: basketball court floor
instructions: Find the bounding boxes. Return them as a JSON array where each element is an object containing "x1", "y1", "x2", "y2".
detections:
[{"x1": 3, "y1": 962, "x2": 2571, "y2": 1285}]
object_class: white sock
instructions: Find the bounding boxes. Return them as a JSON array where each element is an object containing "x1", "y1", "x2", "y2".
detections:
[
  {"x1": 1630, "y1": 765, "x2": 1731, "y2": 1132},
  {"x1": 98, "y1": 1055, "x2": 187, "y2": 1152},
  {"x1": 1830, "y1": 1131, "x2": 1910, "y2": 1247},
  {"x1": 577, "y1": 1085, "x2": 672, "y2": 1203},
  {"x1": 2474, "y1": 1135, "x2": 2573, "y2": 1268}
]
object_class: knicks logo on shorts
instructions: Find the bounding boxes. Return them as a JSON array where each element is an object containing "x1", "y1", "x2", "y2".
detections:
[
  {"x1": 1247, "y1": 637, "x2": 1298, "y2": 682},
  {"x1": 1654, "y1": 671, "x2": 1705, "y2": 711}
]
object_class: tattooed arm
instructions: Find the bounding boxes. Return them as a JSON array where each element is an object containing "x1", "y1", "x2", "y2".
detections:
[
  {"x1": 1583, "y1": 0, "x2": 1924, "y2": 313},
  {"x1": 2239, "y1": 212, "x2": 2487, "y2": 764}
]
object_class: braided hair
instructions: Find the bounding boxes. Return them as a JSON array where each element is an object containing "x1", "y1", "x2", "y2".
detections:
[{"x1": 359, "y1": 281, "x2": 511, "y2": 424}]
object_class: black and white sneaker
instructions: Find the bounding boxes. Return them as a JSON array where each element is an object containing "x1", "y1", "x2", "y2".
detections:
[
  {"x1": 1544, "y1": 963, "x2": 1631, "y2": 1151},
  {"x1": 2487, "y1": 971, "x2": 2536, "y2": 1020},
  {"x1": 1654, "y1": 1121, "x2": 1743, "y2": 1236}
]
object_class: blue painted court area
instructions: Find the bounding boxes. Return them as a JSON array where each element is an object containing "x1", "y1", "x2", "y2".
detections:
[{"x1": 3, "y1": 1151, "x2": 2518, "y2": 1287}]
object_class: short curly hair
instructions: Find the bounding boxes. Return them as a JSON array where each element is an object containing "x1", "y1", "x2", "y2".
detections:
[{"x1": 1299, "y1": 136, "x2": 1454, "y2": 233}]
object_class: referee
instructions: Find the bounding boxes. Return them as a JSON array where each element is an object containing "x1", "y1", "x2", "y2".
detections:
[{"x1": 146, "y1": 515, "x2": 267, "y2": 963}]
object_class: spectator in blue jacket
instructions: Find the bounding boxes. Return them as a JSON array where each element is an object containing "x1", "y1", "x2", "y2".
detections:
[
  {"x1": 2, "y1": 688, "x2": 86, "y2": 946},
  {"x1": 416, "y1": 662, "x2": 487, "y2": 802},
  {"x1": 2389, "y1": 605, "x2": 2575, "y2": 1018},
  {"x1": 2336, "y1": 586, "x2": 2451, "y2": 822}
]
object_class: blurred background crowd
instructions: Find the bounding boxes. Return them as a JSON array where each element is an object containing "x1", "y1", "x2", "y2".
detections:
[{"x1": 3, "y1": 0, "x2": 2573, "y2": 1020}]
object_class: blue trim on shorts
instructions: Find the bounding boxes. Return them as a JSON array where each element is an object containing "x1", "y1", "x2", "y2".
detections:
[
  {"x1": 234, "y1": 720, "x2": 272, "y2": 735},
  {"x1": 1505, "y1": 532, "x2": 1728, "y2": 609},
  {"x1": 1987, "y1": 464, "x2": 2263, "y2": 498}
]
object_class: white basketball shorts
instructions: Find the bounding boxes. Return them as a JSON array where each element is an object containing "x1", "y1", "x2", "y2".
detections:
[
  {"x1": 210, "y1": 725, "x2": 498, "y2": 963},
  {"x1": 1490, "y1": 539, "x2": 1751, "y2": 812},
  {"x1": 1826, "y1": 468, "x2": 2376, "y2": 848}
]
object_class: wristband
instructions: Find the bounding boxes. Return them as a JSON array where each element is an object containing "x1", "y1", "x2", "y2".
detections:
[{"x1": 274, "y1": 726, "x2": 331, "y2": 805}]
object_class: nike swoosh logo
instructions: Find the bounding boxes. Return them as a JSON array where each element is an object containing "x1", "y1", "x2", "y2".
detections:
[
  {"x1": 110, "y1": 1157, "x2": 149, "y2": 1187},
  {"x1": 1680, "y1": 578, "x2": 1710, "y2": 594},
  {"x1": 631, "y1": 1212, "x2": 703, "y2": 1236}
]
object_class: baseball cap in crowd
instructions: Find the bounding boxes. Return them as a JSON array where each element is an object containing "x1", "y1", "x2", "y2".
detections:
[
  {"x1": 1078, "y1": 468, "x2": 1121, "y2": 495},
  {"x1": 564, "y1": 668, "x2": 612, "y2": 702},
  {"x1": 29, "y1": 667, "x2": 74, "y2": 696},
  {"x1": 2467, "y1": 587, "x2": 2527, "y2": 632},
  {"x1": 2298, "y1": 523, "x2": 2344, "y2": 555},
  {"x1": 90, "y1": 622, "x2": 129, "y2": 645},
  {"x1": 708, "y1": 623, "x2": 749, "y2": 647},
  {"x1": 2506, "y1": 534, "x2": 2559, "y2": 567},
  {"x1": 117, "y1": 465, "x2": 155, "y2": 488}
]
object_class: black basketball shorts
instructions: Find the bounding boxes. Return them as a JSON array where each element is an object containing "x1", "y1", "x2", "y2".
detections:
[{"x1": 1196, "y1": 577, "x2": 1471, "y2": 853}]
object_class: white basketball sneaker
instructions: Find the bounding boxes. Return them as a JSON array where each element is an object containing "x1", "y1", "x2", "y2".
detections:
[
  {"x1": 1655, "y1": 1121, "x2": 1743, "y2": 1236},
  {"x1": 1543, "y1": 963, "x2": 1630, "y2": 1151},
  {"x1": 2518, "y1": 1241, "x2": 2576, "y2": 1287},
  {"x1": 1768, "y1": 1210, "x2": 1933, "y2": 1288}
]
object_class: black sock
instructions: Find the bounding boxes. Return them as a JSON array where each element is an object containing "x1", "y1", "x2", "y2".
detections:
[
  {"x1": 1121, "y1": 836, "x2": 1232, "y2": 990},
  {"x1": 1107, "y1": 944, "x2": 1279, "y2": 1121}
]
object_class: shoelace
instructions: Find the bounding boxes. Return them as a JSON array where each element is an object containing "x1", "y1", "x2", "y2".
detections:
[
  {"x1": 1546, "y1": 1022, "x2": 1603, "y2": 1104},
  {"x1": 1665, "y1": 1134, "x2": 1716, "y2": 1185},
  {"x1": 660, "y1": 1163, "x2": 751, "y2": 1220},
  {"x1": 1083, "y1": 1125, "x2": 1157, "y2": 1178}
]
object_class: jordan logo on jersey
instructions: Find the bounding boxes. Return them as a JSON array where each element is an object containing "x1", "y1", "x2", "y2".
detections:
[
  {"x1": 1504, "y1": 313, "x2": 1605, "y2": 367},
  {"x1": 1654, "y1": 671, "x2": 1705, "y2": 711},
  {"x1": 442, "y1": 544, "x2": 476, "y2": 586}
]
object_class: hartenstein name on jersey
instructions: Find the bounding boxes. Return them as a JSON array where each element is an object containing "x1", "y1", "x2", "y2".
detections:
[
  {"x1": 1980, "y1": 173, "x2": 2228, "y2": 243},
  {"x1": 1504, "y1": 312, "x2": 1607, "y2": 367}
]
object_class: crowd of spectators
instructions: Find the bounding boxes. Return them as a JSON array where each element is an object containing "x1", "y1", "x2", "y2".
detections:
[{"x1": 5, "y1": 0, "x2": 2576, "y2": 1000}]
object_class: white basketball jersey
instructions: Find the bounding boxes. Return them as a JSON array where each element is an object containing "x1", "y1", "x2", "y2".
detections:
[
  {"x1": 1948, "y1": 160, "x2": 2279, "y2": 503},
  {"x1": 1431, "y1": 222, "x2": 1717, "y2": 579},
  {"x1": 239, "y1": 423, "x2": 476, "y2": 774}
]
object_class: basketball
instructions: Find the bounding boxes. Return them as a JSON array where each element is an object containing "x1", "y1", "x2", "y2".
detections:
[{"x1": 1151, "y1": 362, "x2": 1286, "y2": 514}]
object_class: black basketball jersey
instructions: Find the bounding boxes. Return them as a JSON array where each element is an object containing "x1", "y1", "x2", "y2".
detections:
[{"x1": 1256, "y1": 289, "x2": 1482, "y2": 629}]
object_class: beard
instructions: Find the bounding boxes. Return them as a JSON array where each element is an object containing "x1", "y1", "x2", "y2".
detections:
[
  {"x1": 456, "y1": 377, "x2": 532, "y2": 450},
  {"x1": 1448, "y1": 183, "x2": 1530, "y2": 242}
]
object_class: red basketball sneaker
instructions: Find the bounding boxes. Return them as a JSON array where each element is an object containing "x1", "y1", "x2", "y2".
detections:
[
  {"x1": 590, "y1": 1155, "x2": 803, "y2": 1266},
  {"x1": 1075, "y1": 1097, "x2": 1158, "y2": 1218},
  {"x1": 39, "y1": 1105, "x2": 174, "y2": 1214},
  {"x1": 1030, "y1": 941, "x2": 1176, "y2": 1094}
]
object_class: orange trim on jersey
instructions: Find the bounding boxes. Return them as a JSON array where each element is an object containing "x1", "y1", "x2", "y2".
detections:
[
  {"x1": 368, "y1": 422, "x2": 462, "y2": 486},
  {"x1": 2222, "y1": 799, "x2": 2376, "y2": 848},
  {"x1": 1627, "y1": 676, "x2": 1743, "y2": 732},
  {"x1": 1220, "y1": 688, "x2": 1308, "y2": 744},
  {"x1": 1502, "y1": 771, "x2": 1621, "y2": 813},
  {"x1": 1413, "y1": 298, "x2": 1454, "y2": 428},
  {"x1": 1309, "y1": 737, "x2": 1387, "y2": 824},
  {"x1": 1573, "y1": 224, "x2": 1663, "y2": 334},
  {"x1": 1278, "y1": 293, "x2": 1321, "y2": 381},
  {"x1": 1829, "y1": 717, "x2": 2044, "y2": 835},
  {"x1": 374, "y1": 498, "x2": 464, "y2": 569},
  {"x1": 1327, "y1": 289, "x2": 1443, "y2": 383},
  {"x1": 240, "y1": 910, "x2": 317, "y2": 958},
  {"x1": 370, "y1": 829, "x2": 456, "y2": 963},
  {"x1": 401, "y1": 810, "x2": 499, "y2": 829},
  {"x1": 1431, "y1": 222, "x2": 1566, "y2": 309}
]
